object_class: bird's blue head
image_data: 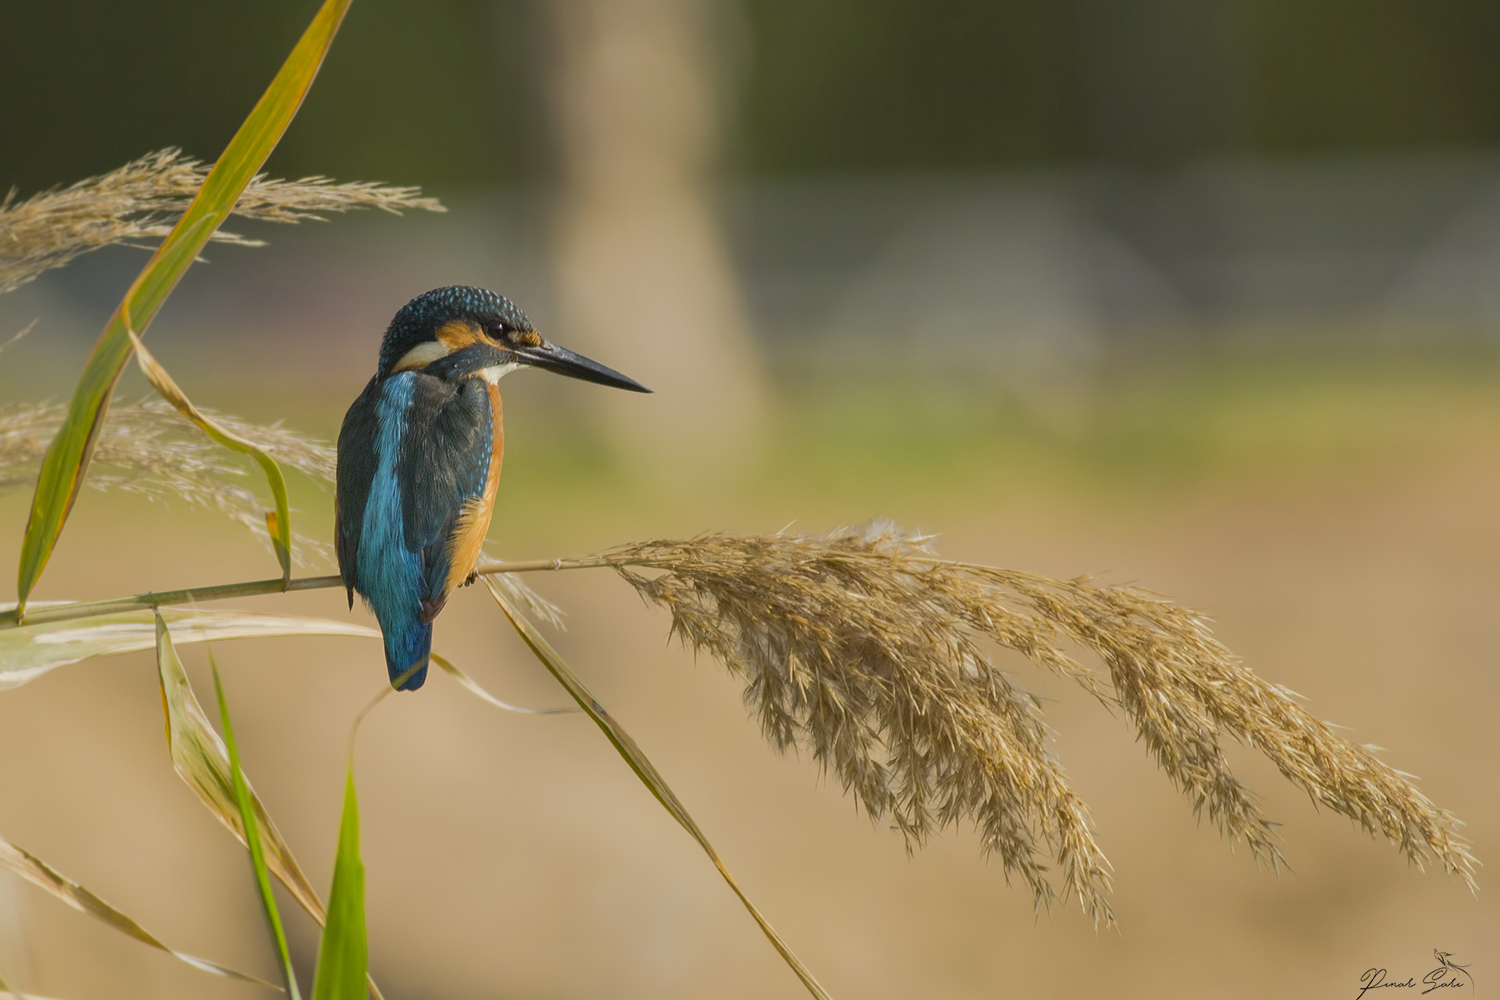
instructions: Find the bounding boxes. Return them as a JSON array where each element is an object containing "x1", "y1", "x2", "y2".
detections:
[{"x1": 376, "y1": 285, "x2": 650, "y2": 392}]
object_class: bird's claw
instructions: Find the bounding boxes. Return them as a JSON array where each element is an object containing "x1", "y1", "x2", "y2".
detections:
[{"x1": 464, "y1": 570, "x2": 478, "y2": 587}]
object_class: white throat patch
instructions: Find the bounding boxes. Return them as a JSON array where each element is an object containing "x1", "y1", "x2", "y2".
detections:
[{"x1": 480, "y1": 362, "x2": 523, "y2": 385}]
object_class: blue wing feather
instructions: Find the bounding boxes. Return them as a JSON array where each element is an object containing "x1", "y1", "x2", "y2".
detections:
[{"x1": 338, "y1": 371, "x2": 491, "y2": 690}]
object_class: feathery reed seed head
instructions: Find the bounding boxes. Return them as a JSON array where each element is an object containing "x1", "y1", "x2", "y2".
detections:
[
  {"x1": 595, "y1": 523, "x2": 1477, "y2": 922},
  {"x1": 0, "y1": 148, "x2": 444, "y2": 295},
  {"x1": 0, "y1": 400, "x2": 336, "y2": 566}
]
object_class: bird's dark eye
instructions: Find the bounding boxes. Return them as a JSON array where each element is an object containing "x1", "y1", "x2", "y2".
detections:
[{"x1": 483, "y1": 320, "x2": 540, "y2": 348}]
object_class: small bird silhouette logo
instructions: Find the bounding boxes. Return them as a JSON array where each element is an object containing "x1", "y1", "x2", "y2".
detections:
[
  {"x1": 1431, "y1": 950, "x2": 1475, "y2": 993},
  {"x1": 335, "y1": 286, "x2": 649, "y2": 690}
]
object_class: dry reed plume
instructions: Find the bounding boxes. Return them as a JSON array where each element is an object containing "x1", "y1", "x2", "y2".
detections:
[
  {"x1": 0, "y1": 400, "x2": 336, "y2": 565},
  {"x1": 587, "y1": 523, "x2": 1477, "y2": 923},
  {"x1": 0, "y1": 148, "x2": 445, "y2": 294}
]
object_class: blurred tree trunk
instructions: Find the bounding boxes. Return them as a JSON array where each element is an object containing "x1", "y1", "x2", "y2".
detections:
[{"x1": 543, "y1": 0, "x2": 764, "y2": 486}]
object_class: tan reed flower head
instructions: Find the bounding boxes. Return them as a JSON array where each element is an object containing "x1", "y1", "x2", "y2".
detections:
[
  {"x1": 0, "y1": 148, "x2": 445, "y2": 295},
  {"x1": 0, "y1": 399, "x2": 336, "y2": 566},
  {"x1": 593, "y1": 522, "x2": 1478, "y2": 924}
]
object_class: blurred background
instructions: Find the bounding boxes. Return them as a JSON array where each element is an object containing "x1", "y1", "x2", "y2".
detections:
[{"x1": 1, "y1": 0, "x2": 1497, "y2": 996}]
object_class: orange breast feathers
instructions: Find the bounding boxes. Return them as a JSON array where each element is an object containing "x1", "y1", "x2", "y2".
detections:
[{"x1": 440, "y1": 383, "x2": 504, "y2": 602}]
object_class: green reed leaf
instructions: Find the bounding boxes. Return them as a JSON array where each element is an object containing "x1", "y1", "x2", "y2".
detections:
[
  {"x1": 211, "y1": 651, "x2": 302, "y2": 1000},
  {"x1": 482, "y1": 578, "x2": 835, "y2": 1000},
  {"x1": 14, "y1": 0, "x2": 354, "y2": 616},
  {"x1": 0, "y1": 606, "x2": 377, "y2": 692},
  {"x1": 0, "y1": 832, "x2": 274, "y2": 988},
  {"x1": 310, "y1": 770, "x2": 366, "y2": 1000},
  {"x1": 126, "y1": 328, "x2": 293, "y2": 581}
]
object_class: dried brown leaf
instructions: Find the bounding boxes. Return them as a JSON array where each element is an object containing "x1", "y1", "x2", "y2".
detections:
[
  {"x1": 154, "y1": 614, "x2": 327, "y2": 925},
  {"x1": 0, "y1": 835, "x2": 273, "y2": 987}
]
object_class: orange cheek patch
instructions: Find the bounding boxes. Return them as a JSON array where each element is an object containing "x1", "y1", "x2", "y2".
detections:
[{"x1": 435, "y1": 319, "x2": 484, "y2": 351}]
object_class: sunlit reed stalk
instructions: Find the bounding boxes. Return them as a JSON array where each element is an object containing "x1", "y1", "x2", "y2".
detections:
[{"x1": 0, "y1": 148, "x2": 445, "y2": 295}]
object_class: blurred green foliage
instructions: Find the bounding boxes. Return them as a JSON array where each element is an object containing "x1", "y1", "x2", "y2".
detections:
[
  {"x1": 738, "y1": 0, "x2": 1089, "y2": 171},
  {"x1": 1244, "y1": 0, "x2": 1500, "y2": 153},
  {"x1": 0, "y1": 0, "x2": 522, "y2": 194},
  {"x1": 3, "y1": 0, "x2": 1498, "y2": 195},
  {"x1": 742, "y1": 0, "x2": 1500, "y2": 170}
]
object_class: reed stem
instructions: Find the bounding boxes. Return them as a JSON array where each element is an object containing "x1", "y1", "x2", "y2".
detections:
[{"x1": 0, "y1": 556, "x2": 625, "y2": 629}]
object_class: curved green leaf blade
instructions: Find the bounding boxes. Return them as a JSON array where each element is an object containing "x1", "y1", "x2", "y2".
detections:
[
  {"x1": 0, "y1": 834, "x2": 274, "y2": 988},
  {"x1": 310, "y1": 770, "x2": 366, "y2": 1000},
  {"x1": 211, "y1": 654, "x2": 302, "y2": 1000},
  {"x1": 483, "y1": 578, "x2": 835, "y2": 1000},
  {"x1": 126, "y1": 328, "x2": 293, "y2": 581},
  {"x1": 14, "y1": 0, "x2": 354, "y2": 616},
  {"x1": 0, "y1": 607, "x2": 377, "y2": 692}
]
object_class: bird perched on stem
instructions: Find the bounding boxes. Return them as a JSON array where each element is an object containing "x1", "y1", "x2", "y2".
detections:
[{"x1": 336, "y1": 286, "x2": 649, "y2": 690}]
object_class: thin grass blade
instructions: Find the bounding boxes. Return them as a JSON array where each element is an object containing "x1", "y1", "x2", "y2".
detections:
[
  {"x1": 309, "y1": 770, "x2": 366, "y2": 1000},
  {"x1": 125, "y1": 329, "x2": 293, "y2": 579},
  {"x1": 14, "y1": 0, "x2": 353, "y2": 615},
  {"x1": 0, "y1": 834, "x2": 274, "y2": 987},
  {"x1": 154, "y1": 613, "x2": 327, "y2": 924},
  {"x1": 482, "y1": 578, "x2": 834, "y2": 1000},
  {"x1": 210, "y1": 653, "x2": 301, "y2": 1000},
  {"x1": 0, "y1": 607, "x2": 376, "y2": 691},
  {"x1": 430, "y1": 652, "x2": 576, "y2": 715}
]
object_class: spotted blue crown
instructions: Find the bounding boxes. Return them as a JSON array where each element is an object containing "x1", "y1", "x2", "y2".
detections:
[{"x1": 377, "y1": 286, "x2": 534, "y2": 376}]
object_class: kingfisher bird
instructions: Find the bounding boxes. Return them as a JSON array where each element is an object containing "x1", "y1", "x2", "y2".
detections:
[{"x1": 336, "y1": 285, "x2": 649, "y2": 690}]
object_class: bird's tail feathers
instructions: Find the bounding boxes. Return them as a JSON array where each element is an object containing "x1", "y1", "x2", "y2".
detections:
[{"x1": 382, "y1": 616, "x2": 432, "y2": 691}]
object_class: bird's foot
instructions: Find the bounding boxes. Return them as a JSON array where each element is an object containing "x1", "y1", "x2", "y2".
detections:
[{"x1": 464, "y1": 570, "x2": 478, "y2": 587}]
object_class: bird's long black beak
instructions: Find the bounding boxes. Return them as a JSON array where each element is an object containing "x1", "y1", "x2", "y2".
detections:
[{"x1": 514, "y1": 341, "x2": 652, "y2": 393}]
